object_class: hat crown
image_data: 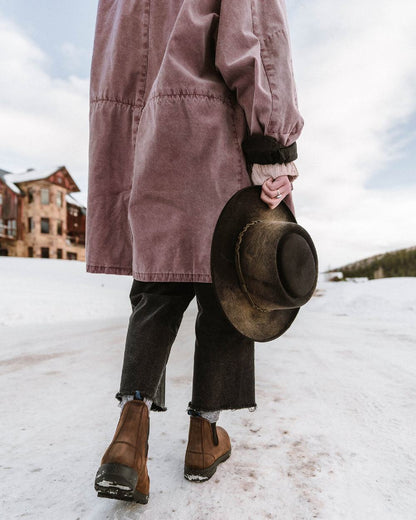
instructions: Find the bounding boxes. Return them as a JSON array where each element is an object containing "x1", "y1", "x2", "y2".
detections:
[
  {"x1": 237, "y1": 220, "x2": 317, "y2": 311},
  {"x1": 277, "y1": 232, "x2": 317, "y2": 298}
]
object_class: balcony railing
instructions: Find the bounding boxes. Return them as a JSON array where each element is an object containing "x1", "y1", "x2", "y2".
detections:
[
  {"x1": 0, "y1": 228, "x2": 17, "y2": 239},
  {"x1": 66, "y1": 234, "x2": 85, "y2": 246}
]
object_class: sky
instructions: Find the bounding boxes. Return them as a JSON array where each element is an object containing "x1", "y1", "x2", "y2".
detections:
[{"x1": 0, "y1": 0, "x2": 415, "y2": 270}]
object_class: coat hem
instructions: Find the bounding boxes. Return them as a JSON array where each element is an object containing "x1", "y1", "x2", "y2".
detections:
[
  {"x1": 86, "y1": 264, "x2": 212, "y2": 282},
  {"x1": 86, "y1": 264, "x2": 132, "y2": 276},
  {"x1": 133, "y1": 270, "x2": 212, "y2": 283}
]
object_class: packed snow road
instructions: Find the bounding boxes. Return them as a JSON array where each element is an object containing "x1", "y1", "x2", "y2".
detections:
[{"x1": 1, "y1": 258, "x2": 415, "y2": 519}]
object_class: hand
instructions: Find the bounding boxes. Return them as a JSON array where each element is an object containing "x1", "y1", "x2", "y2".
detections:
[{"x1": 260, "y1": 175, "x2": 292, "y2": 210}]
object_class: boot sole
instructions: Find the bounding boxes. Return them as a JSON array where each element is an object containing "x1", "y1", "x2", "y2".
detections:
[
  {"x1": 94, "y1": 463, "x2": 149, "y2": 504},
  {"x1": 184, "y1": 449, "x2": 231, "y2": 482}
]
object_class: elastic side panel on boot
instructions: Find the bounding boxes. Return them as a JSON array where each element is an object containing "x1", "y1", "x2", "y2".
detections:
[{"x1": 210, "y1": 423, "x2": 219, "y2": 446}]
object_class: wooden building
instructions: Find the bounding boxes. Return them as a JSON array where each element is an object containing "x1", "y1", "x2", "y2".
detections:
[
  {"x1": 0, "y1": 166, "x2": 86, "y2": 261},
  {"x1": 0, "y1": 168, "x2": 22, "y2": 255}
]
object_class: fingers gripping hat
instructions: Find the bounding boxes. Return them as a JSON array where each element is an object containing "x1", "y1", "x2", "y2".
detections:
[{"x1": 211, "y1": 186, "x2": 318, "y2": 342}]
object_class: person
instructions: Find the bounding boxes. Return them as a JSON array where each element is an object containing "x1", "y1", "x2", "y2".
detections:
[{"x1": 86, "y1": 0, "x2": 304, "y2": 504}]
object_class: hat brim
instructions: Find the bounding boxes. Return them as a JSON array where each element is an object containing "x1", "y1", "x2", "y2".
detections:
[{"x1": 211, "y1": 186, "x2": 299, "y2": 342}]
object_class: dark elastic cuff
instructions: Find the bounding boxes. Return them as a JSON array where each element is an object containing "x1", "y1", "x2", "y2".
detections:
[{"x1": 242, "y1": 134, "x2": 298, "y2": 165}]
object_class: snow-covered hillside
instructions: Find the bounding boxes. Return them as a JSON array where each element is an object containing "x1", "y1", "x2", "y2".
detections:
[{"x1": 1, "y1": 257, "x2": 415, "y2": 519}]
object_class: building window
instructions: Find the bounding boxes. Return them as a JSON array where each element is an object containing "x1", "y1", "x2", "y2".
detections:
[
  {"x1": 67, "y1": 252, "x2": 77, "y2": 260},
  {"x1": 57, "y1": 248, "x2": 63, "y2": 259},
  {"x1": 41, "y1": 247, "x2": 49, "y2": 258},
  {"x1": 0, "y1": 218, "x2": 3, "y2": 235},
  {"x1": 56, "y1": 191, "x2": 63, "y2": 207},
  {"x1": 7, "y1": 219, "x2": 17, "y2": 238},
  {"x1": 69, "y1": 206, "x2": 79, "y2": 217},
  {"x1": 0, "y1": 193, "x2": 3, "y2": 205},
  {"x1": 57, "y1": 220, "x2": 63, "y2": 235},
  {"x1": 28, "y1": 217, "x2": 35, "y2": 233},
  {"x1": 28, "y1": 247, "x2": 34, "y2": 257},
  {"x1": 41, "y1": 217, "x2": 50, "y2": 234},
  {"x1": 28, "y1": 188, "x2": 34, "y2": 203},
  {"x1": 41, "y1": 188, "x2": 50, "y2": 205}
]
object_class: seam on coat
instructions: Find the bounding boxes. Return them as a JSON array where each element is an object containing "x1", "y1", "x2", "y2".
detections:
[
  {"x1": 86, "y1": 265, "x2": 212, "y2": 282},
  {"x1": 133, "y1": 271, "x2": 212, "y2": 282},
  {"x1": 137, "y1": 0, "x2": 151, "y2": 103},
  {"x1": 229, "y1": 103, "x2": 247, "y2": 189},
  {"x1": 87, "y1": 264, "x2": 133, "y2": 270},
  {"x1": 133, "y1": 271, "x2": 210, "y2": 277},
  {"x1": 129, "y1": 107, "x2": 141, "y2": 248},
  {"x1": 250, "y1": 0, "x2": 274, "y2": 136},
  {"x1": 91, "y1": 93, "x2": 232, "y2": 109},
  {"x1": 261, "y1": 28, "x2": 286, "y2": 44},
  {"x1": 91, "y1": 97, "x2": 144, "y2": 109},
  {"x1": 147, "y1": 92, "x2": 233, "y2": 107},
  {"x1": 130, "y1": 2, "x2": 150, "y2": 244}
]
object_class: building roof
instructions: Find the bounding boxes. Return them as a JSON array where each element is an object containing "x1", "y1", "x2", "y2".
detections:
[
  {"x1": 0, "y1": 168, "x2": 23, "y2": 195},
  {"x1": 1, "y1": 166, "x2": 81, "y2": 194},
  {"x1": 4, "y1": 166, "x2": 65, "y2": 184},
  {"x1": 66, "y1": 193, "x2": 86, "y2": 212}
]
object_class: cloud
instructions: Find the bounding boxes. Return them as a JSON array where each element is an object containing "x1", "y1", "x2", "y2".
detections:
[
  {"x1": 0, "y1": 15, "x2": 89, "y2": 202},
  {"x1": 288, "y1": 0, "x2": 416, "y2": 268},
  {"x1": 60, "y1": 41, "x2": 90, "y2": 72}
]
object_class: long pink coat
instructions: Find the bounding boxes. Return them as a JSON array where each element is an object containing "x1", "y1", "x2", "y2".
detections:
[{"x1": 86, "y1": 0, "x2": 303, "y2": 282}]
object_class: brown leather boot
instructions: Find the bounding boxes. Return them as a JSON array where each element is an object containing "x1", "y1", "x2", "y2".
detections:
[
  {"x1": 184, "y1": 415, "x2": 231, "y2": 481},
  {"x1": 94, "y1": 400, "x2": 150, "y2": 503}
]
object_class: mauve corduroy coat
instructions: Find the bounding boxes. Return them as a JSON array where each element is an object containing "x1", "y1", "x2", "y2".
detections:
[{"x1": 86, "y1": 0, "x2": 304, "y2": 282}]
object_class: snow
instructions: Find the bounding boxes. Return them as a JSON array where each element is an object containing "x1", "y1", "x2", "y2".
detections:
[
  {"x1": 1, "y1": 256, "x2": 416, "y2": 519},
  {"x1": 184, "y1": 474, "x2": 207, "y2": 481},
  {"x1": 66, "y1": 193, "x2": 86, "y2": 209},
  {"x1": 0, "y1": 168, "x2": 22, "y2": 195},
  {"x1": 98, "y1": 481, "x2": 131, "y2": 491},
  {"x1": 0, "y1": 257, "x2": 131, "y2": 327},
  {"x1": 3, "y1": 166, "x2": 64, "y2": 184}
]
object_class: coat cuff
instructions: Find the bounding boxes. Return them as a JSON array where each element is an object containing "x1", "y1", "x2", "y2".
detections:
[
  {"x1": 242, "y1": 134, "x2": 298, "y2": 165},
  {"x1": 250, "y1": 162, "x2": 299, "y2": 186}
]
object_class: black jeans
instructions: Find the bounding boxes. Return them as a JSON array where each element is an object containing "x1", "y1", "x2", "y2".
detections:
[{"x1": 116, "y1": 280, "x2": 256, "y2": 412}]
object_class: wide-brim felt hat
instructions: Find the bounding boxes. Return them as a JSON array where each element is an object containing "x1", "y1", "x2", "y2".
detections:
[{"x1": 211, "y1": 186, "x2": 318, "y2": 342}]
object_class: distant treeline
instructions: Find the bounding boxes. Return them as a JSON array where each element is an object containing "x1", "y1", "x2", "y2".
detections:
[{"x1": 333, "y1": 247, "x2": 416, "y2": 279}]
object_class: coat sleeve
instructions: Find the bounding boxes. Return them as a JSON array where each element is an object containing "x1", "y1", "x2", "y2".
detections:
[
  {"x1": 215, "y1": 0, "x2": 304, "y2": 165},
  {"x1": 250, "y1": 162, "x2": 299, "y2": 185}
]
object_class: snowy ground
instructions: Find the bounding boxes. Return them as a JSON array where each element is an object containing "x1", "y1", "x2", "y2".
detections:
[{"x1": 1, "y1": 257, "x2": 416, "y2": 520}]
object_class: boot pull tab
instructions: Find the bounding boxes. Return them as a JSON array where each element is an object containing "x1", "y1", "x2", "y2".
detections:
[{"x1": 211, "y1": 423, "x2": 219, "y2": 446}]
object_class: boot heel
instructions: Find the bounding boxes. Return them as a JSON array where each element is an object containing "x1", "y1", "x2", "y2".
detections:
[
  {"x1": 95, "y1": 463, "x2": 148, "y2": 504},
  {"x1": 184, "y1": 450, "x2": 231, "y2": 482}
]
